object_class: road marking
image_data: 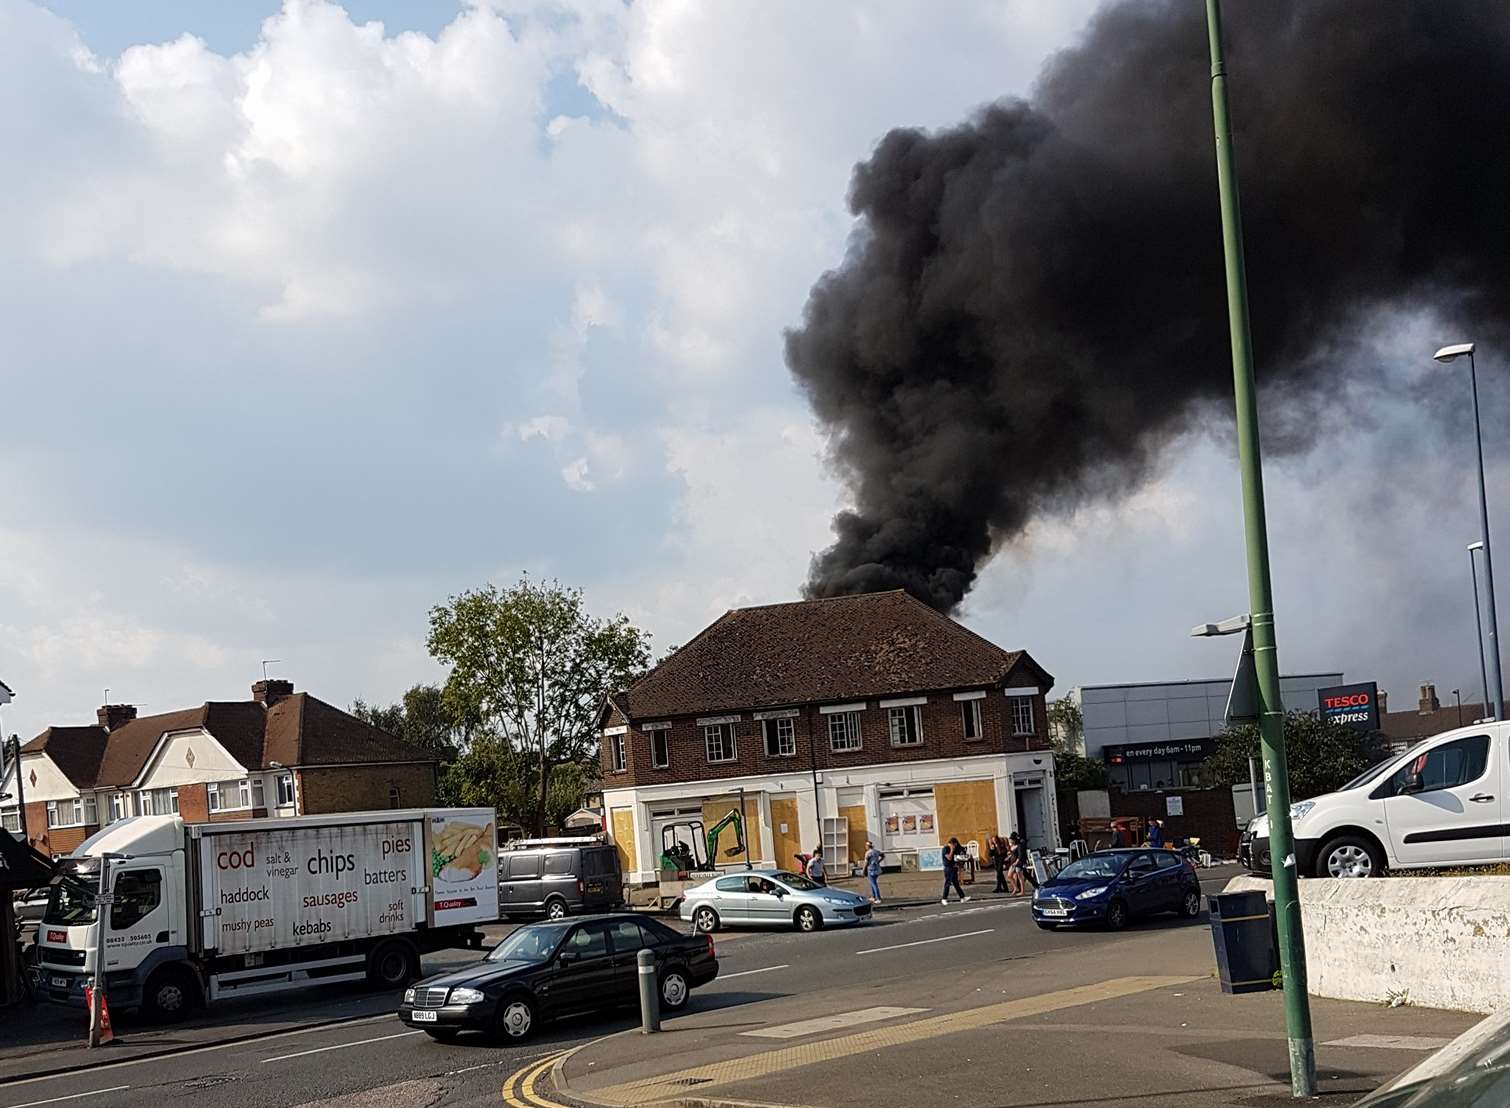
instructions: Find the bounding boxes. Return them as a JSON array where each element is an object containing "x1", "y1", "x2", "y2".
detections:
[
  {"x1": 717, "y1": 964, "x2": 791, "y2": 980},
  {"x1": 260, "y1": 1029, "x2": 422, "y2": 1062},
  {"x1": 502, "y1": 1050, "x2": 569, "y2": 1108},
  {"x1": 0, "y1": 1015, "x2": 398, "y2": 1089},
  {"x1": 1323, "y1": 1034, "x2": 1453, "y2": 1051},
  {"x1": 741, "y1": 1005, "x2": 928, "y2": 1039},
  {"x1": 9, "y1": 1088, "x2": 131, "y2": 1108},
  {"x1": 856, "y1": 928, "x2": 994, "y2": 955},
  {"x1": 588, "y1": 975, "x2": 1201, "y2": 1106}
]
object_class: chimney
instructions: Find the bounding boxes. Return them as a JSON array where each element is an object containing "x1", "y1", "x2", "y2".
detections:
[
  {"x1": 1418, "y1": 683, "x2": 1440, "y2": 715},
  {"x1": 253, "y1": 678, "x2": 294, "y2": 707},
  {"x1": 97, "y1": 704, "x2": 138, "y2": 731},
  {"x1": 1378, "y1": 689, "x2": 1388, "y2": 715}
]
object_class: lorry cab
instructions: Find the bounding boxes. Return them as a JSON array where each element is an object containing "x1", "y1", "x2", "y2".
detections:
[
  {"x1": 1242, "y1": 721, "x2": 1508, "y2": 878},
  {"x1": 34, "y1": 816, "x2": 191, "y2": 1016}
]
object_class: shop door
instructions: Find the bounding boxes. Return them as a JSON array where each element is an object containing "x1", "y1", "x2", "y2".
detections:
[{"x1": 1014, "y1": 784, "x2": 1048, "y2": 850}]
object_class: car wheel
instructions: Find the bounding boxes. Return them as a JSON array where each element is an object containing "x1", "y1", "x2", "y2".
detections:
[
  {"x1": 795, "y1": 906, "x2": 822, "y2": 933},
  {"x1": 660, "y1": 968, "x2": 690, "y2": 1012},
  {"x1": 1035, "y1": 921, "x2": 1058, "y2": 931},
  {"x1": 1318, "y1": 835, "x2": 1383, "y2": 879},
  {"x1": 424, "y1": 1028, "x2": 460, "y2": 1042},
  {"x1": 142, "y1": 967, "x2": 198, "y2": 1023},
  {"x1": 367, "y1": 940, "x2": 418, "y2": 988},
  {"x1": 1104, "y1": 898, "x2": 1129, "y2": 931},
  {"x1": 693, "y1": 906, "x2": 720, "y2": 933},
  {"x1": 544, "y1": 898, "x2": 569, "y2": 921},
  {"x1": 494, "y1": 994, "x2": 536, "y2": 1042},
  {"x1": 1180, "y1": 889, "x2": 1203, "y2": 919}
]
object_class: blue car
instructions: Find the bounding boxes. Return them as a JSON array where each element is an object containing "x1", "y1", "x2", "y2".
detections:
[{"x1": 1031, "y1": 849, "x2": 1202, "y2": 931}]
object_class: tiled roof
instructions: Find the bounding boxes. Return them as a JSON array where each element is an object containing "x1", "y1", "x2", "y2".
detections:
[
  {"x1": 22, "y1": 688, "x2": 435, "y2": 789},
  {"x1": 1380, "y1": 702, "x2": 1491, "y2": 742},
  {"x1": 622, "y1": 590, "x2": 1050, "y2": 719}
]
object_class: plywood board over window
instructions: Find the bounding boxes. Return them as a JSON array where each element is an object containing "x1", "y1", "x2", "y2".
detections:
[
  {"x1": 838, "y1": 804, "x2": 868, "y2": 864},
  {"x1": 700, "y1": 794, "x2": 765, "y2": 866},
  {"x1": 933, "y1": 779, "x2": 999, "y2": 864},
  {"x1": 611, "y1": 807, "x2": 637, "y2": 874}
]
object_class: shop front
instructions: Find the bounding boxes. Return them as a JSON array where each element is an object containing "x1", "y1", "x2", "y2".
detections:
[{"x1": 1102, "y1": 738, "x2": 1217, "y2": 793}]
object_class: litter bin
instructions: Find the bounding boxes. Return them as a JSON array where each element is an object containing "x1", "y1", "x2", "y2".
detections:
[{"x1": 1208, "y1": 890, "x2": 1276, "y2": 994}]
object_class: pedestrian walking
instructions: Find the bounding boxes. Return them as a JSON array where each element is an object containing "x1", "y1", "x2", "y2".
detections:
[
  {"x1": 1007, "y1": 832, "x2": 1029, "y2": 897},
  {"x1": 1146, "y1": 819, "x2": 1165, "y2": 849},
  {"x1": 806, "y1": 847, "x2": 827, "y2": 886},
  {"x1": 987, "y1": 834, "x2": 1009, "y2": 893},
  {"x1": 940, "y1": 837, "x2": 970, "y2": 904},
  {"x1": 863, "y1": 841, "x2": 885, "y2": 902}
]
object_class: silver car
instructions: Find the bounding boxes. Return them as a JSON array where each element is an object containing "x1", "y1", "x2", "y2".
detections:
[{"x1": 679, "y1": 870, "x2": 873, "y2": 933}]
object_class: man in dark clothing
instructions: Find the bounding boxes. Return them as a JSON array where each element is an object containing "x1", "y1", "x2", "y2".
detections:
[
  {"x1": 940, "y1": 838, "x2": 970, "y2": 904},
  {"x1": 988, "y1": 835, "x2": 1009, "y2": 893}
]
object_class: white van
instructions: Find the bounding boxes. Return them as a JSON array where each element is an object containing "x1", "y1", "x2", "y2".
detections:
[{"x1": 1240, "y1": 722, "x2": 1506, "y2": 878}]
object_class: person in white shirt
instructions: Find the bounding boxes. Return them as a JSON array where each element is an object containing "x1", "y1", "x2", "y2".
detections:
[{"x1": 806, "y1": 847, "x2": 826, "y2": 885}]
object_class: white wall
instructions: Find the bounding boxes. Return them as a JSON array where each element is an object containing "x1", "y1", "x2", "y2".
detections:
[
  {"x1": 135, "y1": 729, "x2": 247, "y2": 788},
  {"x1": 1225, "y1": 874, "x2": 1510, "y2": 1014},
  {"x1": 12, "y1": 752, "x2": 80, "y2": 803}
]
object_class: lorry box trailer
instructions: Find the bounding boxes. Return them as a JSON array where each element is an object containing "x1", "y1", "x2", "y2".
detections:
[{"x1": 32, "y1": 807, "x2": 497, "y2": 1019}]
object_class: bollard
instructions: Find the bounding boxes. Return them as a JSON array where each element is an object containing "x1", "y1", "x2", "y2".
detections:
[{"x1": 637, "y1": 947, "x2": 660, "y2": 1033}]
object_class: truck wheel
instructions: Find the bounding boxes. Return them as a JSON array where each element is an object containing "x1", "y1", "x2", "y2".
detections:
[
  {"x1": 544, "y1": 898, "x2": 569, "y2": 921},
  {"x1": 1317, "y1": 835, "x2": 1383, "y2": 879},
  {"x1": 367, "y1": 941, "x2": 418, "y2": 989},
  {"x1": 142, "y1": 967, "x2": 198, "y2": 1022}
]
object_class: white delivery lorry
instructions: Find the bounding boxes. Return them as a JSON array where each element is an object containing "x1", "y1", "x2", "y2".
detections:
[{"x1": 32, "y1": 807, "x2": 498, "y2": 1019}]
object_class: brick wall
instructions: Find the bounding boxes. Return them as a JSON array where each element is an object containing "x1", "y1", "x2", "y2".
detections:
[
  {"x1": 603, "y1": 686, "x2": 1051, "y2": 787},
  {"x1": 1103, "y1": 787, "x2": 1243, "y2": 857},
  {"x1": 177, "y1": 784, "x2": 210, "y2": 823},
  {"x1": 298, "y1": 764, "x2": 435, "y2": 814}
]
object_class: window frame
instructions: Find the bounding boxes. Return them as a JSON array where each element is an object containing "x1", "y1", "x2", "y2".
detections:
[
  {"x1": 1372, "y1": 735, "x2": 1491, "y2": 799},
  {"x1": 828, "y1": 711, "x2": 863, "y2": 753},
  {"x1": 762, "y1": 717, "x2": 797, "y2": 759},
  {"x1": 650, "y1": 730, "x2": 670, "y2": 769},
  {"x1": 110, "y1": 868, "x2": 163, "y2": 931},
  {"x1": 962, "y1": 699, "x2": 984, "y2": 740},
  {"x1": 1, "y1": 807, "x2": 19, "y2": 834},
  {"x1": 704, "y1": 723, "x2": 737, "y2": 764},
  {"x1": 208, "y1": 778, "x2": 253, "y2": 813},
  {"x1": 609, "y1": 733, "x2": 627, "y2": 773},
  {"x1": 46, "y1": 797, "x2": 87, "y2": 828},
  {"x1": 1010, "y1": 696, "x2": 1036, "y2": 737},
  {"x1": 887, "y1": 705, "x2": 924, "y2": 747},
  {"x1": 275, "y1": 773, "x2": 296, "y2": 808}
]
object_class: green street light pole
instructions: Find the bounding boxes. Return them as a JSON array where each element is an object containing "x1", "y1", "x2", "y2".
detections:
[{"x1": 1204, "y1": 0, "x2": 1315, "y2": 1097}]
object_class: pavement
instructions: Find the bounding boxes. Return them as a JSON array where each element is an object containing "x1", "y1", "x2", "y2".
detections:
[{"x1": 0, "y1": 867, "x2": 1477, "y2": 1108}]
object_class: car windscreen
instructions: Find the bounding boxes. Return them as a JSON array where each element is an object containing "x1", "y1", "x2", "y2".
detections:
[
  {"x1": 1339, "y1": 756, "x2": 1399, "y2": 791},
  {"x1": 485, "y1": 922, "x2": 570, "y2": 964},
  {"x1": 770, "y1": 871, "x2": 820, "y2": 891},
  {"x1": 1055, "y1": 856, "x2": 1126, "y2": 881},
  {"x1": 43, "y1": 875, "x2": 98, "y2": 926}
]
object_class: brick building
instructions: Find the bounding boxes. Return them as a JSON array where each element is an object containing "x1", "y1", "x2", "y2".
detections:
[
  {"x1": 597, "y1": 591, "x2": 1057, "y2": 884},
  {"x1": 0, "y1": 679, "x2": 437, "y2": 857}
]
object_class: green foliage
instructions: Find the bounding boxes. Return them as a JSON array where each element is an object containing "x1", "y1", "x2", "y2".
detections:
[
  {"x1": 428, "y1": 577, "x2": 650, "y2": 833},
  {"x1": 351, "y1": 683, "x2": 477, "y2": 760},
  {"x1": 1046, "y1": 698, "x2": 1104, "y2": 789},
  {"x1": 1204, "y1": 712, "x2": 1390, "y2": 801}
]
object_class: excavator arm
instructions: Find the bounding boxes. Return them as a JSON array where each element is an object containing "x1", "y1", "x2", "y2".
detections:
[{"x1": 705, "y1": 809, "x2": 747, "y2": 860}]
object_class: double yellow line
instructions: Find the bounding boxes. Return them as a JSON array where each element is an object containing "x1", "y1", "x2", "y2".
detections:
[{"x1": 502, "y1": 1049, "x2": 570, "y2": 1108}]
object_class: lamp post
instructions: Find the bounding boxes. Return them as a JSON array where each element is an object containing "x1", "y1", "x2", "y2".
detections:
[
  {"x1": 1438, "y1": 344, "x2": 1504, "y2": 721},
  {"x1": 1470, "y1": 542, "x2": 1492, "y2": 720},
  {"x1": 88, "y1": 851, "x2": 131, "y2": 1047},
  {"x1": 1204, "y1": 2, "x2": 1314, "y2": 1095},
  {"x1": 1453, "y1": 689, "x2": 1463, "y2": 728}
]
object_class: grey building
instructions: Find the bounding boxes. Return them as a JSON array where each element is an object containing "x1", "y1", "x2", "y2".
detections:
[{"x1": 1070, "y1": 673, "x2": 1343, "y2": 793}]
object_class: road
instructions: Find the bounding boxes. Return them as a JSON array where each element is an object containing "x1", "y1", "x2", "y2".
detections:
[{"x1": 0, "y1": 879, "x2": 1233, "y2": 1108}]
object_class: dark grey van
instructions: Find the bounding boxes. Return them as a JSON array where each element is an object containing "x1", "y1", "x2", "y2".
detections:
[{"x1": 498, "y1": 841, "x2": 623, "y2": 920}]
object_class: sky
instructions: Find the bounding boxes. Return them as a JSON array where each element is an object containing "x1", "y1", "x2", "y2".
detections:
[{"x1": 0, "y1": 0, "x2": 1500, "y2": 741}]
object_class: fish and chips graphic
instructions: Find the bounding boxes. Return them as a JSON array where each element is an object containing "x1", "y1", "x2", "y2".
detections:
[{"x1": 432, "y1": 818, "x2": 495, "y2": 882}]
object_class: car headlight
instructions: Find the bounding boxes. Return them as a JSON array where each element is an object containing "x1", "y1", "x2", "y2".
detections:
[
  {"x1": 448, "y1": 987, "x2": 486, "y2": 1005},
  {"x1": 403, "y1": 987, "x2": 416, "y2": 1004},
  {"x1": 1289, "y1": 800, "x2": 1315, "y2": 822},
  {"x1": 1074, "y1": 886, "x2": 1109, "y2": 901}
]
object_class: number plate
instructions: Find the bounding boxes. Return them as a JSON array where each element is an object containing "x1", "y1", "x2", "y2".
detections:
[
  {"x1": 410, "y1": 1010, "x2": 438, "y2": 1023},
  {"x1": 51, "y1": 976, "x2": 68, "y2": 989},
  {"x1": 1041, "y1": 908, "x2": 1070, "y2": 918}
]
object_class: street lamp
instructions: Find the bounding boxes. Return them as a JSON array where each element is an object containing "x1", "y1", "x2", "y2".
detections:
[
  {"x1": 89, "y1": 851, "x2": 132, "y2": 1047},
  {"x1": 1437, "y1": 343, "x2": 1503, "y2": 720},
  {"x1": 1453, "y1": 689, "x2": 1463, "y2": 728},
  {"x1": 1470, "y1": 542, "x2": 1492, "y2": 720}
]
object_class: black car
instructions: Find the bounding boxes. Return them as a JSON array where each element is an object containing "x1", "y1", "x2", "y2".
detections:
[
  {"x1": 1030, "y1": 849, "x2": 1203, "y2": 930},
  {"x1": 398, "y1": 913, "x2": 717, "y2": 1041}
]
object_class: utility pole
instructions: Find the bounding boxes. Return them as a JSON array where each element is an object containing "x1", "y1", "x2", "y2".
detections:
[{"x1": 1204, "y1": 1, "x2": 1315, "y2": 1096}]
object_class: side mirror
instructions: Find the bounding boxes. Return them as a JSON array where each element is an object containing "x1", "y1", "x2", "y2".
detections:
[
  {"x1": 1401, "y1": 772, "x2": 1424, "y2": 795},
  {"x1": 557, "y1": 951, "x2": 579, "y2": 966}
]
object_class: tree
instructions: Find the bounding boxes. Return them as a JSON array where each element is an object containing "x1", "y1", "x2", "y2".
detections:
[
  {"x1": 351, "y1": 683, "x2": 477, "y2": 760},
  {"x1": 1205, "y1": 712, "x2": 1391, "y2": 801},
  {"x1": 428, "y1": 577, "x2": 650, "y2": 834},
  {"x1": 1046, "y1": 698, "x2": 1105, "y2": 790}
]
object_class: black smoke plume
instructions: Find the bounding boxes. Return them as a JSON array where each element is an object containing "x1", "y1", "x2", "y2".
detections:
[{"x1": 787, "y1": 1, "x2": 1510, "y2": 612}]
